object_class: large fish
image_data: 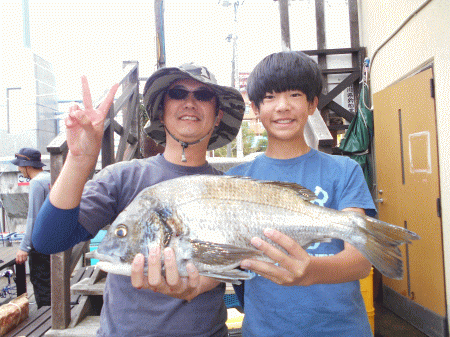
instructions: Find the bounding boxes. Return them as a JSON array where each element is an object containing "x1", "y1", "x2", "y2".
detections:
[{"x1": 90, "y1": 175, "x2": 419, "y2": 282}]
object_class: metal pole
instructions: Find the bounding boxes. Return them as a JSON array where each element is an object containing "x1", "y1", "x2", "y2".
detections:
[{"x1": 154, "y1": 0, "x2": 166, "y2": 69}]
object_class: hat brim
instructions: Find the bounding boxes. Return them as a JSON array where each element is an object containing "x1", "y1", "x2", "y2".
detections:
[
  {"x1": 143, "y1": 65, "x2": 245, "y2": 150},
  {"x1": 11, "y1": 158, "x2": 45, "y2": 168}
]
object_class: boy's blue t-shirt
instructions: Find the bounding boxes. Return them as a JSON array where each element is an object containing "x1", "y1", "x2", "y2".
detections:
[{"x1": 226, "y1": 149, "x2": 375, "y2": 337}]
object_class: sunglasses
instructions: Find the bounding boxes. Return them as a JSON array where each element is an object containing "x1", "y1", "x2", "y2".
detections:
[{"x1": 167, "y1": 88, "x2": 216, "y2": 102}]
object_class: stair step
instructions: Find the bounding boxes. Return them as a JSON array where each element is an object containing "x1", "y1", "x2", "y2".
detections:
[
  {"x1": 44, "y1": 316, "x2": 100, "y2": 336},
  {"x1": 71, "y1": 277, "x2": 106, "y2": 296}
]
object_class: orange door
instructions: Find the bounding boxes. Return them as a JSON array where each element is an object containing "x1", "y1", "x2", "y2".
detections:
[{"x1": 373, "y1": 68, "x2": 446, "y2": 331}]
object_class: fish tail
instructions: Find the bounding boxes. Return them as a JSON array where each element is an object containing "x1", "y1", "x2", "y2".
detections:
[{"x1": 350, "y1": 214, "x2": 420, "y2": 279}]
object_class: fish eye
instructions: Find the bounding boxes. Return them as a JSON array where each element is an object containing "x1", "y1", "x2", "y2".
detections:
[{"x1": 114, "y1": 225, "x2": 128, "y2": 238}]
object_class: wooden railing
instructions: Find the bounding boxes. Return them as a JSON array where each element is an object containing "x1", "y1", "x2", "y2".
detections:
[{"x1": 46, "y1": 61, "x2": 140, "y2": 329}]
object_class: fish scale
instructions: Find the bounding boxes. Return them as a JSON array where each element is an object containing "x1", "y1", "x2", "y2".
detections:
[{"x1": 90, "y1": 175, "x2": 420, "y2": 282}]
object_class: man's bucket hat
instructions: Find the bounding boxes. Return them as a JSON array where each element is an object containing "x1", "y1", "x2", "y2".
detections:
[
  {"x1": 11, "y1": 148, "x2": 45, "y2": 168},
  {"x1": 143, "y1": 62, "x2": 245, "y2": 150}
]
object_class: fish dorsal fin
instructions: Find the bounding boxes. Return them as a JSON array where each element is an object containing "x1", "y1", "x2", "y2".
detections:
[{"x1": 226, "y1": 175, "x2": 317, "y2": 201}]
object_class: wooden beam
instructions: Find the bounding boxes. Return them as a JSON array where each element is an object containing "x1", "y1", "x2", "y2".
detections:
[
  {"x1": 102, "y1": 105, "x2": 115, "y2": 167},
  {"x1": 303, "y1": 47, "x2": 363, "y2": 56},
  {"x1": 315, "y1": 0, "x2": 327, "y2": 88},
  {"x1": 278, "y1": 0, "x2": 290, "y2": 50},
  {"x1": 326, "y1": 101, "x2": 355, "y2": 122},
  {"x1": 322, "y1": 67, "x2": 360, "y2": 75},
  {"x1": 318, "y1": 71, "x2": 361, "y2": 109},
  {"x1": 348, "y1": 0, "x2": 360, "y2": 48},
  {"x1": 315, "y1": 0, "x2": 326, "y2": 50}
]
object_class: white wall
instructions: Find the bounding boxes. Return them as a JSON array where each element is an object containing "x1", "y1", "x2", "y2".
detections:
[{"x1": 359, "y1": 0, "x2": 450, "y2": 324}]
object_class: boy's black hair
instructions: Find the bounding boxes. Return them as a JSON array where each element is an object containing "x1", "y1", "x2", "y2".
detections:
[{"x1": 247, "y1": 51, "x2": 323, "y2": 108}]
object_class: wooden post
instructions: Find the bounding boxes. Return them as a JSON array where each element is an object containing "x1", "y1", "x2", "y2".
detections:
[
  {"x1": 51, "y1": 250, "x2": 72, "y2": 329},
  {"x1": 47, "y1": 149, "x2": 72, "y2": 329},
  {"x1": 15, "y1": 263, "x2": 26, "y2": 296},
  {"x1": 348, "y1": 0, "x2": 362, "y2": 105},
  {"x1": 278, "y1": 0, "x2": 290, "y2": 51}
]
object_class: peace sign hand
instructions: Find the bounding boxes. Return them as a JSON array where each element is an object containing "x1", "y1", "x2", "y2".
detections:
[{"x1": 65, "y1": 76, "x2": 119, "y2": 160}]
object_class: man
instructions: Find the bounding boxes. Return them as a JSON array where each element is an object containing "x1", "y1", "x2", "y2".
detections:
[
  {"x1": 32, "y1": 63, "x2": 245, "y2": 337},
  {"x1": 11, "y1": 147, "x2": 51, "y2": 308}
]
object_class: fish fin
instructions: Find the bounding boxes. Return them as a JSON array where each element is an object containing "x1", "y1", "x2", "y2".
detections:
[
  {"x1": 300, "y1": 239, "x2": 330, "y2": 250},
  {"x1": 349, "y1": 213, "x2": 420, "y2": 279},
  {"x1": 226, "y1": 175, "x2": 317, "y2": 201},
  {"x1": 199, "y1": 269, "x2": 255, "y2": 284},
  {"x1": 191, "y1": 239, "x2": 263, "y2": 265}
]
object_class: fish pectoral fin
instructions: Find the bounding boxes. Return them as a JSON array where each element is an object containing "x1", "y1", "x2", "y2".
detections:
[
  {"x1": 190, "y1": 239, "x2": 263, "y2": 265},
  {"x1": 301, "y1": 238, "x2": 332, "y2": 250},
  {"x1": 199, "y1": 269, "x2": 255, "y2": 284}
]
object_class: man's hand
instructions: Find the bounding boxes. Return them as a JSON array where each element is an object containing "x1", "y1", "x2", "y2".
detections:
[
  {"x1": 65, "y1": 76, "x2": 119, "y2": 160},
  {"x1": 49, "y1": 77, "x2": 119, "y2": 209},
  {"x1": 16, "y1": 250, "x2": 28, "y2": 264},
  {"x1": 130, "y1": 247, "x2": 220, "y2": 302}
]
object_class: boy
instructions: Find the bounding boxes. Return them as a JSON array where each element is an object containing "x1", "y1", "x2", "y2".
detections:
[
  {"x1": 226, "y1": 51, "x2": 375, "y2": 336},
  {"x1": 33, "y1": 63, "x2": 245, "y2": 337}
]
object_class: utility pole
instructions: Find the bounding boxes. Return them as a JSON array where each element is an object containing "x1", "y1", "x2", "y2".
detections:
[
  {"x1": 232, "y1": 1, "x2": 243, "y2": 158},
  {"x1": 22, "y1": 0, "x2": 31, "y2": 48},
  {"x1": 141, "y1": 0, "x2": 166, "y2": 158},
  {"x1": 221, "y1": 0, "x2": 244, "y2": 158},
  {"x1": 219, "y1": 0, "x2": 245, "y2": 158},
  {"x1": 154, "y1": 0, "x2": 166, "y2": 69}
]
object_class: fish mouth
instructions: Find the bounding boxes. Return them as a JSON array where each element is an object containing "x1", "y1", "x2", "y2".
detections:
[
  {"x1": 87, "y1": 250, "x2": 133, "y2": 276},
  {"x1": 96, "y1": 261, "x2": 132, "y2": 276}
]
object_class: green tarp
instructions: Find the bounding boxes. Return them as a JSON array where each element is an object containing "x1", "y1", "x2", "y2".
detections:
[{"x1": 338, "y1": 82, "x2": 373, "y2": 189}]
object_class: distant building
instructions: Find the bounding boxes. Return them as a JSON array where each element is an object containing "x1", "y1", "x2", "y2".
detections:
[{"x1": 1, "y1": 47, "x2": 59, "y2": 156}]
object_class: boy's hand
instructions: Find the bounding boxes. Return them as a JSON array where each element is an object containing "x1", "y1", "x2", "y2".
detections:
[
  {"x1": 130, "y1": 247, "x2": 220, "y2": 302},
  {"x1": 240, "y1": 229, "x2": 314, "y2": 286},
  {"x1": 65, "y1": 76, "x2": 119, "y2": 161}
]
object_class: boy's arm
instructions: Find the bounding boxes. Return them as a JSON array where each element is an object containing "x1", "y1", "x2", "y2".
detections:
[{"x1": 240, "y1": 207, "x2": 372, "y2": 286}]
